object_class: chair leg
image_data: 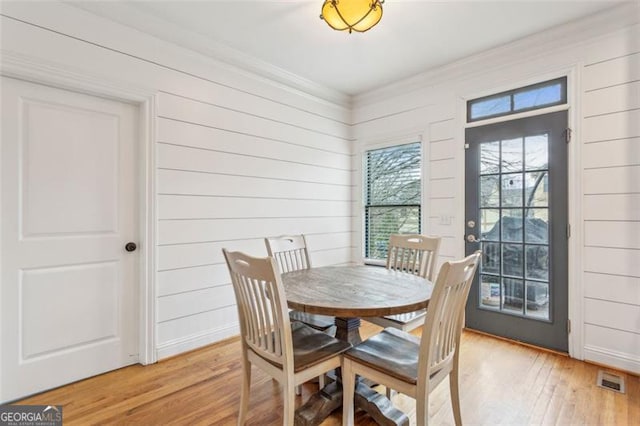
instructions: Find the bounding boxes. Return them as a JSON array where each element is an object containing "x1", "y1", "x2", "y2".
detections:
[
  {"x1": 450, "y1": 370, "x2": 462, "y2": 426},
  {"x1": 386, "y1": 387, "x2": 393, "y2": 400},
  {"x1": 319, "y1": 374, "x2": 326, "y2": 389},
  {"x1": 238, "y1": 355, "x2": 251, "y2": 426},
  {"x1": 295, "y1": 385, "x2": 302, "y2": 395},
  {"x1": 284, "y1": 381, "x2": 296, "y2": 426},
  {"x1": 342, "y1": 359, "x2": 356, "y2": 426},
  {"x1": 416, "y1": 390, "x2": 429, "y2": 426}
]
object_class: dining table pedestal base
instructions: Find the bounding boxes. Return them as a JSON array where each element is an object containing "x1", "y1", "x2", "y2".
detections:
[
  {"x1": 294, "y1": 316, "x2": 409, "y2": 426},
  {"x1": 353, "y1": 381, "x2": 409, "y2": 426},
  {"x1": 294, "y1": 382, "x2": 341, "y2": 426},
  {"x1": 335, "y1": 317, "x2": 362, "y2": 345},
  {"x1": 294, "y1": 380, "x2": 408, "y2": 426}
]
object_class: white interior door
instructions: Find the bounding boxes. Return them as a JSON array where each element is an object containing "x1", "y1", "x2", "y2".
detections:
[{"x1": 1, "y1": 77, "x2": 140, "y2": 402}]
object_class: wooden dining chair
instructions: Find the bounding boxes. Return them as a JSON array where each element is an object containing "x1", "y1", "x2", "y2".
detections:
[
  {"x1": 265, "y1": 235, "x2": 336, "y2": 335},
  {"x1": 265, "y1": 235, "x2": 337, "y2": 393},
  {"x1": 342, "y1": 251, "x2": 482, "y2": 426},
  {"x1": 367, "y1": 234, "x2": 441, "y2": 332},
  {"x1": 222, "y1": 249, "x2": 351, "y2": 426}
]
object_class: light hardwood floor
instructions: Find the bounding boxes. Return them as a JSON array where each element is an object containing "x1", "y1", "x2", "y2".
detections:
[{"x1": 17, "y1": 323, "x2": 639, "y2": 425}]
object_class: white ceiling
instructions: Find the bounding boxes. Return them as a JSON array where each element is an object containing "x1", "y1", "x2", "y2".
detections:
[{"x1": 70, "y1": 1, "x2": 625, "y2": 97}]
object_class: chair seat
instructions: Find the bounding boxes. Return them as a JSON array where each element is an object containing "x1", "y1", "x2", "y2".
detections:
[
  {"x1": 289, "y1": 310, "x2": 335, "y2": 331},
  {"x1": 291, "y1": 322, "x2": 350, "y2": 373},
  {"x1": 382, "y1": 308, "x2": 426, "y2": 326},
  {"x1": 344, "y1": 327, "x2": 422, "y2": 384},
  {"x1": 366, "y1": 308, "x2": 426, "y2": 332}
]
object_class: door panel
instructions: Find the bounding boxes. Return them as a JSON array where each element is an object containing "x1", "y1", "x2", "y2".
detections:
[
  {"x1": 22, "y1": 98, "x2": 119, "y2": 236},
  {"x1": 465, "y1": 111, "x2": 568, "y2": 352},
  {"x1": 21, "y1": 262, "x2": 119, "y2": 359},
  {"x1": 1, "y1": 77, "x2": 140, "y2": 402}
]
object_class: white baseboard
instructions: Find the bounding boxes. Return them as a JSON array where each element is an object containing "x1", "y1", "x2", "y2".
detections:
[
  {"x1": 584, "y1": 345, "x2": 640, "y2": 375},
  {"x1": 156, "y1": 325, "x2": 240, "y2": 360}
]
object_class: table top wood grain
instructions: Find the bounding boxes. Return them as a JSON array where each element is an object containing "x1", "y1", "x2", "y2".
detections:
[{"x1": 281, "y1": 265, "x2": 433, "y2": 318}]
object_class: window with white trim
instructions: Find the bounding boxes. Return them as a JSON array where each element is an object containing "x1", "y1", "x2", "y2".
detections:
[{"x1": 365, "y1": 142, "x2": 421, "y2": 261}]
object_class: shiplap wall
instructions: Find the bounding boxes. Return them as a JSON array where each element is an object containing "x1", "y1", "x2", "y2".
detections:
[
  {"x1": 426, "y1": 116, "x2": 462, "y2": 267},
  {"x1": 0, "y1": 2, "x2": 353, "y2": 360},
  {"x1": 155, "y1": 92, "x2": 353, "y2": 356},
  {"x1": 350, "y1": 101, "x2": 462, "y2": 268},
  {"x1": 581, "y1": 33, "x2": 640, "y2": 372},
  {"x1": 352, "y1": 17, "x2": 639, "y2": 372}
]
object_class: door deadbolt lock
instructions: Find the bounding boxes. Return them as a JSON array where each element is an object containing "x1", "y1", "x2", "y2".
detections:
[
  {"x1": 125, "y1": 242, "x2": 137, "y2": 252},
  {"x1": 467, "y1": 220, "x2": 476, "y2": 228}
]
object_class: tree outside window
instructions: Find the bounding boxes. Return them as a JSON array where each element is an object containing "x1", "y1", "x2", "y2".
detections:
[{"x1": 365, "y1": 142, "x2": 421, "y2": 260}]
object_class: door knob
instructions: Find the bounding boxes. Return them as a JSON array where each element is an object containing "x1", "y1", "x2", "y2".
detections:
[{"x1": 125, "y1": 242, "x2": 137, "y2": 252}]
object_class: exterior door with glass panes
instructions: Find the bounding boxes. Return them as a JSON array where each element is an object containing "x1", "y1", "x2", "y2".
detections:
[{"x1": 464, "y1": 111, "x2": 568, "y2": 352}]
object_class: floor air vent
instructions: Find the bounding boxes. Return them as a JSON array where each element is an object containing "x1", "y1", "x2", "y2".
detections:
[{"x1": 596, "y1": 370, "x2": 625, "y2": 393}]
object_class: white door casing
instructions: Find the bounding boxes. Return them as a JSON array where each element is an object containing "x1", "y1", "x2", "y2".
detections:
[{"x1": 1, "y1": 77, "x2": 140, "y2": 402}]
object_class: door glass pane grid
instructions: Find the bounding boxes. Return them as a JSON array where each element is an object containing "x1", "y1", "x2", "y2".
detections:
[{"x1": 478, "y1": 135, "x2": 550, "y2": 321}]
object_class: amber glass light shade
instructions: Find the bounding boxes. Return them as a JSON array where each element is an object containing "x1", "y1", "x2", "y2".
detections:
[{"x1": 321, "y1": 0, "x2": 384, "y2": 33}]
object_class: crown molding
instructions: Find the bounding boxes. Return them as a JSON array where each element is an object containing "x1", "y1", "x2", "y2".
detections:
[
  {"x1": 66, "y1": 1, "x2": 351, "y2": 108},
  {"x1": 353, "y1": 3, "x2": 640, "y2": 108},
  {"x1": 0, "y1": 49, "x2": 156, "y2": 102},
  {"x1": 7, "y1": 1, "x2": 637, "y2": 114}
]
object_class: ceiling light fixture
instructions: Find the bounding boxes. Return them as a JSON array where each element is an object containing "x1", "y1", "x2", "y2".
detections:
[{"x1": 320, "y1": 0, "x2": 384, "y2": 34}]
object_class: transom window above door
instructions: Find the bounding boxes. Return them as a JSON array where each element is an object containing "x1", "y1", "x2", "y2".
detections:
[{"x1": 467, "y1": 77, "x2": 567, "y2": 122}]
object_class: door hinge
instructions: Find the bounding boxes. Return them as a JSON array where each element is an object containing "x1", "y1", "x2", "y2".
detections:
[
  {"x1": 564, "y1": 128, "x2": 572, "y2": 143},
  {"x1": 567, "y1": 319, "x2": 572, "y2": 334},
  {"x1": 566, "y1": 224, "x2": 571, "y2": 239}
]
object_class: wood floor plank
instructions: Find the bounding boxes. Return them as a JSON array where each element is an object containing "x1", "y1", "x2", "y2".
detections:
[{"x1": 15, "y1": 324, "x2": 640, "y2": 425}]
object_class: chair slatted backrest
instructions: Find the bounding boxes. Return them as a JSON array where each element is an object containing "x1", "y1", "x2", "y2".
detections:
[
  {"x1": 386, "y1": 234, "x2": 441, "y2": 280},
  {"x1": 265, "y1": 235, "x2": 311, "y2": 274},
  {"x1": 418, "y1": 251, "x2": 481, "y2": 379},
  {"x1": 223, "y1": 249, "x2": 294, "y2": 369}
]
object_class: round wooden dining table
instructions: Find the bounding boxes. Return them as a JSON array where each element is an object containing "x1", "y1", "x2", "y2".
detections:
[{"x1": 281, "y1": 265, "x2": 434, "y2": 426}]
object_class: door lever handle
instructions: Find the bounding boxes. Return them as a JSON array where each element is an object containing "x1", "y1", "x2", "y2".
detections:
[{"x1": 466, "y1": 234, "x2": 483, "y2": 243}]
